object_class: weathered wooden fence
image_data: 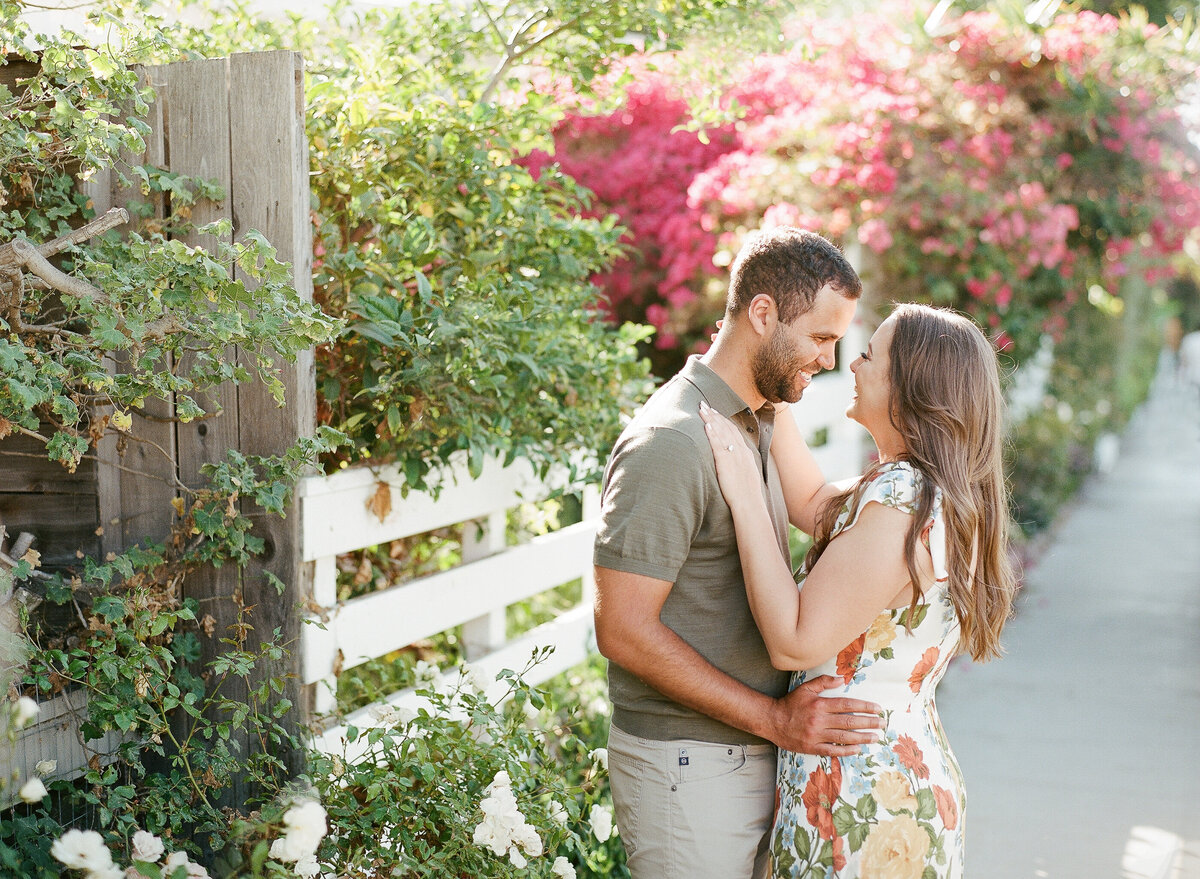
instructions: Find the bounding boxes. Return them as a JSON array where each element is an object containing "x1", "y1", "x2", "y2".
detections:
[{"x1": 3, "y1": 50, "x2": 314, "y2": 804}]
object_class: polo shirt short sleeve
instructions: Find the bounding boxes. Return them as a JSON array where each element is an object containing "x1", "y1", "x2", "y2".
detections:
[{"x1": 593, "y1": 425, "x2": 708, "y2": 584}]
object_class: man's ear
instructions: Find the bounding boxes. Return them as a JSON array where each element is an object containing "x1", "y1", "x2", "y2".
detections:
[{"x1": 746, "y1": 293, "x2": 777, "y2": 337}]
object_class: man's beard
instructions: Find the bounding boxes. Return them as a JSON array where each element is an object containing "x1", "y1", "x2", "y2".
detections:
[{"x1": 752, "y1": 326, "x2": 804, "y2": 404}]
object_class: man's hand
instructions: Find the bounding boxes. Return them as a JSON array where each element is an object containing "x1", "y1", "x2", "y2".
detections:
[{"x1": 765, "y1": 675, "x2": 884, "y2": 756}]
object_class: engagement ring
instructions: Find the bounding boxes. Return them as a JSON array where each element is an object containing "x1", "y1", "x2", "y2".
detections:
[{"x1": 725, "y1": 444, "x2": 735, "y2": 451}]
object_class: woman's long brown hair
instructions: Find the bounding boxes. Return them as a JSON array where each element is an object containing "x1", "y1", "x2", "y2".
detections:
[{"x1": 803, "y1": 303, "x2": 1018, "y2": 661}]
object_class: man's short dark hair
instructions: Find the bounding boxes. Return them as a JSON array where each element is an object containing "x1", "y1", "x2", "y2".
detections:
[{"x1": 727, "y1": 227, "x2": 862, "y2": 324}]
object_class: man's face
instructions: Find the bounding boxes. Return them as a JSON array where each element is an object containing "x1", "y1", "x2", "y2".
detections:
[{"x1": 751, "y1": 284, "x2": 857, "y2": 404}]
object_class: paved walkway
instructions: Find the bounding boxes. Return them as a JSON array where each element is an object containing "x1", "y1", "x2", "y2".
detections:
[{"x1": 939, "y1": 368, "x2": 1200, "y2": 878}]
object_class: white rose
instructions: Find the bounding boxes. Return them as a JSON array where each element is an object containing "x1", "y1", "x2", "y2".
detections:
[
  {"x1": 513, "y1": 822, "x2": 543, "y2": 857},
  {"x1": 589, "y1": 804, "x2": 614, "y2": 843},
  {"x1": 271, "y1": 800, "x2": 327, "y2": 861},
  {"x1": 413, "y1": 660, "x2": 440, "y2": 686},
  {"x1": 131, "y1": 830, "x2": 165, "y2": 863},
  {"x1": 552, "y1": 856, "x2": 578, "y2": 879},
  {"x1": 13, "y1": 696, "x2": 39, "y2": 729},
  {"x1": 589, "y1": 748, "x2": 608, "y2": 771},
  {"x1": 294, "y1": 854, "x2": 320, "y2": 878},
  {"x1": 18, "y1": 777, "x2": 47, "y2": 803},
  {"x1": 163, "y1": 851, "x2": 209, "y2": 878},
  {"x1": 393, "y1": 705, "x2": 417, "y2": 727},
  {"x1": 548, "y1": 800, "x2": 569, "y2": 825},
  {"x1": 35, "y1": 759, "x2": 57, "y2": 776},
  {"x1": 460, "y1": 662, "x2": 491, "y2": 695},
  {"x1": 284, "y1": 801, "x2": 327, "y2": 835},
  {"x1": 87, "y1": 866, "x2": 125, "y2": 879},
  {"x1": 472, "y1": 817, "x2": 508, "y2": 857},
  {"x1": 271, "y1": 834, "x2": 313, "y2": 862},
  {"x1": 368, "y1": 703, "x2": 401, "y2": 725},
  {"x1": 50, "y1": 829, "x2": 113, "y2": 871}
]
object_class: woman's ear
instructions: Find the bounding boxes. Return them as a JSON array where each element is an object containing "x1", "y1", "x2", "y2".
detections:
[{"x1": 746, "y1": 293, "x2": 777, "y2": 337}]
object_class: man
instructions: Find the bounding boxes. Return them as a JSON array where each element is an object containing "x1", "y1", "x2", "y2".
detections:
[{"x1": 593, "y1": 227, "x2": 884, "y2": 879}]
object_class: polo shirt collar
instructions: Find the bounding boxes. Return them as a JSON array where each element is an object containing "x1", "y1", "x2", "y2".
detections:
[{"x1": 679, "y1": 355, "x2": 759, "y2": 419}]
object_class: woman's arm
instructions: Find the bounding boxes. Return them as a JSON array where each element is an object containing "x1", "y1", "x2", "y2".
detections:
[{"x1": 700, "y1": 402, "x2": 926, "y2": 670}]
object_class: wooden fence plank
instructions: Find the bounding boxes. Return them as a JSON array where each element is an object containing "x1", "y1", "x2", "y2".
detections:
[
  {"x1": 99, "y1": 67, "x2": 179, "y2": 551},
  {"x1": 300, "y1": 519, "x2": 597, "y2": 683},
  {"x1": 163, "y1": 57, "x2": 238, "y2": 493},
  {"x1": 310, "y1": 605, "x2": 595, "y2": 758},
  {"x1": 0, "y1": 430, "x2": 95, "y2": 495},
  {"x1": 227, "y1": 50, "x2": 313, "y2": 777},
  {"x1": 461, "y1": 510, "x2": 508, "y2": 660},
  {"x1": 298, "y1": 455, "x2": 546, "y2": 560},
  {"x1": 0, "y1": 490, "x2": 99, "y2": 571},
  {"x1": 0, "y1": 690, "x2": 124, "y2": 810},
  {"x1": 152, "y1": 56, "x2": 244, "y2": 749}
]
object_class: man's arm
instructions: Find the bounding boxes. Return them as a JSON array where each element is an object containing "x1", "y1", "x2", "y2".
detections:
[
  {"x1": 771, "y1": 404, "x2": 853, "y2": 535},
  {"x1": 594, "y1": 565, "x2": 883, "y2": 755}
]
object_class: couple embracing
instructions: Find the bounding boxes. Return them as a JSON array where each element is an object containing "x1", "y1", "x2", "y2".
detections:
[{"x1": 593, "y1": 227, "x2": 1018, "y2": 879}]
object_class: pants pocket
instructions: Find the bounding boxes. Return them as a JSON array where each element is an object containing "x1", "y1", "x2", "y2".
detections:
[{"x1": 675, "y1": 741, "x2": 748, "y2": 786}]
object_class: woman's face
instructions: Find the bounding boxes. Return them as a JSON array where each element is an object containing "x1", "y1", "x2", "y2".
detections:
[{"x1": 847, "y1": 315, "x2": 904, "y2": 455}]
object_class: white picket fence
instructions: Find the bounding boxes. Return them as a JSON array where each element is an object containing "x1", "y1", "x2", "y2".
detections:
[{"x1": 299, "y1": 323, "x2": 868, "y2": 755}]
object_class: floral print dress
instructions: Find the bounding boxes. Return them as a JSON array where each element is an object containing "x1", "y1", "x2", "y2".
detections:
[{"x1": 772, "y1": 462, "x2": 965, "y2": 879}]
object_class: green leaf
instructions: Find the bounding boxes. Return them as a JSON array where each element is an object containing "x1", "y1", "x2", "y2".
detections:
[
  {"x1": 856, "y1": 793, "x2": 877, "y2": 820},
  {"x1": 93, "y1": 595, "x2": 126, "y2": 621},
  {"x1": 848, "y1": 819, "x2": 871, "y2": 852},
  {"x1": 415, "y1": 270, "x2": 433, "y2": 303},
  {"x1": 915, "y1": 788, "x2": 938, "y2": 820},
  {"x1": 832, "y1": 803, "x2": 856, "y2": 836},
  {"x1": 467, "y1": 442, "x2": 484, "y2": 479}
]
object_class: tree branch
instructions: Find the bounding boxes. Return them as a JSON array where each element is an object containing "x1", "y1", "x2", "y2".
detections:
[
  {"x1": 0, "y1": 207, "x2": 129, "y2": 268},
  {"x1": 479, "y1": 6, "x2": 556, "y2": 104},
  {"x1": 8, "y1": 239, "x2": 106, "y2": 301}
]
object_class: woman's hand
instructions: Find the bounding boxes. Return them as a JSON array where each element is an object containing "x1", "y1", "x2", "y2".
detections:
[{"x1": 699, "y1": 401, "x2": 762, "y2": 514}]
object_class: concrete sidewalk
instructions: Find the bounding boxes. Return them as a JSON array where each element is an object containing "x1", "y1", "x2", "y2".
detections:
[{"x1": 939, "y1": 371, "x2": 1200, "y2": 878}]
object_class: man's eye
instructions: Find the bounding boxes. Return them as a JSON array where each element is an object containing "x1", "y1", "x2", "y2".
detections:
[{"x1": 859, "y1": 352, "x2": 870, "y2": 360}]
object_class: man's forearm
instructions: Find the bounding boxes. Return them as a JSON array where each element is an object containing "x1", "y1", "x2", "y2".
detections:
[{"x1": 605, "y1": 622, "x2": 778, "y2": 742}]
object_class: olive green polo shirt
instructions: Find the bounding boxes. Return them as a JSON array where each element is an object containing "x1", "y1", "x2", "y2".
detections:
[{"x1": 594, "y1": 355, "x2": 791, "y2": 745}]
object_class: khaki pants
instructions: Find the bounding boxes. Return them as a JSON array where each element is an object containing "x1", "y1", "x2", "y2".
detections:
[{"x1": 607, "y1": 723, "x2": 776, "y2": 879}]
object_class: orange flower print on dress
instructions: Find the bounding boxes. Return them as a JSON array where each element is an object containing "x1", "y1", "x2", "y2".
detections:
[
  {"x1": 908, "y1": 646, "x2": 939, "y2": 693},
  {"x1": 832, "y1": 832, "x2": 847, "y2": 871},
  {"x1": 895, "y1": 734, "x2": 930, "y2": 780},
  {"x1": 801, "y1": 759, "x2": 842, "y2": 840},
  {"x1": 837, "y1": 633, "x2": 866, "y2": 683},
  {"x1": 933, "y1": 785, "x2": 959, "y2": 831}
]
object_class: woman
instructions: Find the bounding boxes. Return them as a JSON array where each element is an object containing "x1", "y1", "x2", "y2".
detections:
[{"x1": 698, "y1": 302, "x2": 1017, "y2": 878}]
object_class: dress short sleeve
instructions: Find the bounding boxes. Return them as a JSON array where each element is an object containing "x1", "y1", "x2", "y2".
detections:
[{"x1": 833, "y1": 462, "x2": 948, "y2": 582}]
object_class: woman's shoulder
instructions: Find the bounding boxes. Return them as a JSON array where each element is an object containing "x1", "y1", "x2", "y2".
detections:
[
  {"x1": 858, "y1": 460, "x2": 930, "y2": 512},
  {"x1": 829, "y1": 462, "x2": 918, "y2": 536}
]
